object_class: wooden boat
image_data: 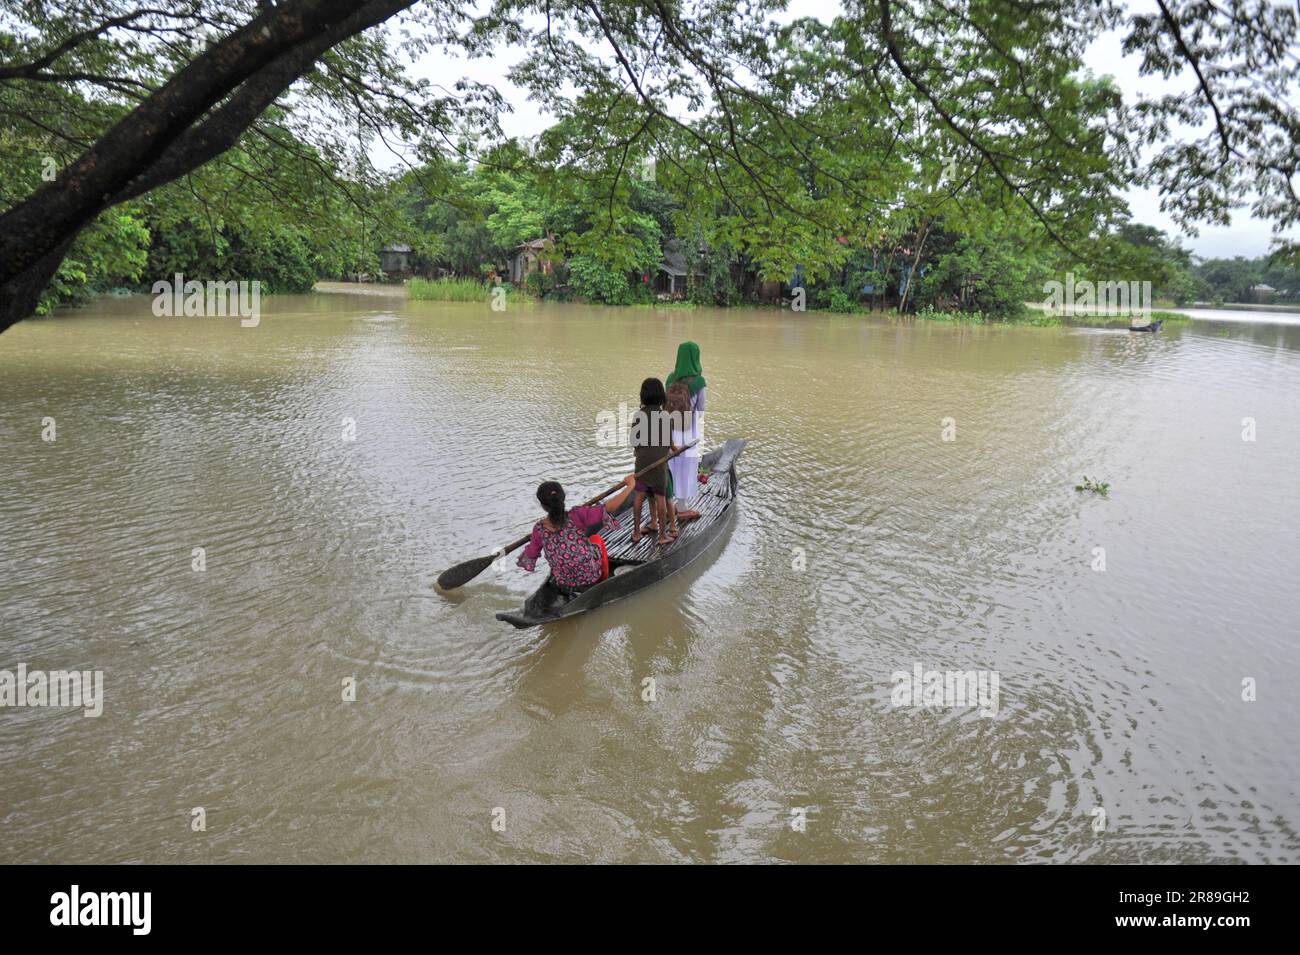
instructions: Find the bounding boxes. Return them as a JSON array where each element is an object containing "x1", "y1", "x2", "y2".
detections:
[
  {"x1": 496, "y1": 439, "x2": 747, "y2": 628},
  {"x1": 1128, "y1": 318, "x2": 1164, "y2": 332}
]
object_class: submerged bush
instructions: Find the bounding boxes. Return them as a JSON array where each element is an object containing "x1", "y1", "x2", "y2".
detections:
[
  {"x1": 825, "y1": 286, "x2": 860, "y2": 313},
  {"x1": 409, "y1": 277, "x2": 488, "y2": 302},
  {"x1": 568, "y1": 255, "x2": 634, "y2": 304}
]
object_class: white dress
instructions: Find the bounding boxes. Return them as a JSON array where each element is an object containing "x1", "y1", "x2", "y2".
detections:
[{"x1": 668, "y1": 386, "x2": 705, "y2": 505}]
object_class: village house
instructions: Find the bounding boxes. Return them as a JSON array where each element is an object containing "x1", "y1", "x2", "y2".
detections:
[
  {"x1": 509, "y1": 237, "x2": 555, "y2": 285},
  {"x1": 654, "y1": 239, "x2": 695, "y2": 298},
  {"x1": 378, "y1": 244, "x2": 413, "y2": 278}
]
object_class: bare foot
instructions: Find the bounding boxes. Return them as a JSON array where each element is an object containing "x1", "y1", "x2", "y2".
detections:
[
  {"x1": 631, "y1": 528, "x2": 642, "y2": 543},
  {"x1": 667, "y1": 523, "x2": 680, "y2": 539},
  {"x1": 677, "y1": 510, "x2": 701, "y2": 522},
  {"x1": 657, "y1": 533, "x2": 672, "y2": 546}
]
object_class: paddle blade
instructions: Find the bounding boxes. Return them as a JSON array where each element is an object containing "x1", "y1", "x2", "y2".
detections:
[{"x1": 437, "y1": 554, "x2": 496, "y2": 590}]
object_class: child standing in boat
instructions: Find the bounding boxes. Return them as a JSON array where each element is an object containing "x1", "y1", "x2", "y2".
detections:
[
  {"x1": 518, "y1": 476, "x2": 634, "y2": 595},
  {"x1": 631, "y1": 377, "x2": 673, "y2": 545}
]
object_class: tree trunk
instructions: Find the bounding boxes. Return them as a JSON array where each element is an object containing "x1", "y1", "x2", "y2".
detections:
[
  {"x1": 0, "y1": 239, "x2": 77, "y2": 326},
  {"x1": 0, "y1": 0, "x2": 417, "y2": 335},
  {"x1": 898, "y1": 221, "x2": 930, "y2": 315}
]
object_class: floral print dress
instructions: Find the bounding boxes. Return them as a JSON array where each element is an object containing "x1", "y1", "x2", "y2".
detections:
[{"x1": 517, "y1": 505, "x2": 620, "y2": 593}]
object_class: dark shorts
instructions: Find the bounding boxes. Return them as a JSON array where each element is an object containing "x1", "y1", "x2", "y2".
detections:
[{"x1": 635, "y1": 481, "x2": 663, "y2": 497}]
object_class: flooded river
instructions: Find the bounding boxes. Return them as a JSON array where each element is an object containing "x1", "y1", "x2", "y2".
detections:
[{"x1": 2, "y1": 288, "x2": 1297, "y2": 863}]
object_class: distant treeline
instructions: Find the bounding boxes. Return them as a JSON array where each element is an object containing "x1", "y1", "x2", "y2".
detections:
[
  {"x1": 376, "y1": 165, "x2": 1300, "y2": 315},
  {"x1": 15, "y1": 136, "x2": 1297, "y2": 319},
  {"x1": 1112, "y1": 224, "x2": 1299, "y2": 307}
]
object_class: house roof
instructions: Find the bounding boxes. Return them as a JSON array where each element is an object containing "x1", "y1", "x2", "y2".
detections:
[
  {"x1": 515, "y1": 237, "x2": 550, "y2": 251},
  {"x1": 660, "y1": 249, "x2": 689, "y2": 276},
  {"x1": 380, "y1": 244, "x2": 412, "y2": 253},
  {"x1": 659, "y1": 238, "x2": 691, "y2": 276},
  {"x1": 1251, "y1": 284, "x2": 1276, "y2": 291}
]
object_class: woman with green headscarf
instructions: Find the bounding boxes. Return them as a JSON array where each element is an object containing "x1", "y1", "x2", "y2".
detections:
[
  {"x1": 666, "y1": 341, "x2": 707, "y2": 405},
  {"x1": 665, "y1": 341, "x2": 708, "y2": 521}
]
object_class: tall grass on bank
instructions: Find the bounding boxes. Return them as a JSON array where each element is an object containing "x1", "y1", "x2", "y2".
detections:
[{"x1": 409, "y1": 277, "x2": 489, "y2": 302}]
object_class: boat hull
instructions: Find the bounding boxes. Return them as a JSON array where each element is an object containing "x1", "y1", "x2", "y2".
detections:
[
  {"x1": 495, "y1": 439, "x2": 747, "y2": 628},
  {"x1": 1128, "y1": 318, "x2": 1164, "y2": 332}
]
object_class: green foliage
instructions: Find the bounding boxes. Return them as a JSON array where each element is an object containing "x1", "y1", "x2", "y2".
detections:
[
  {"x1": 686, "y1": 247, "x2": 738, "y2": 306},
  {"x1": 409, "y1": 277, "x2": 489, "y2": 302},
  {"x1": 825, "y1": 286, "x2": 858, "y2": 313},
  {"x1": 1091, "y1": 224, "x2": 1207, "y2": 305},
  {"x1": 122, "y1": 134, "x2": 390, "y2": 293},
  {"x1": 1075, "y1": 476, "x2": 1110, "y2": 496},
  {"x1": 4, "y1": 0, "x2": 1300, "y2": 332},
  {"x1": 1124, "y1": 1, "x2": 1300, "y2": 248},
  {"x1": 1072, "y1": 224, "x2": 1300, "y2": 309},
  {"x1": 1162, "y1": 267, "x2": 1204, "y2": 307},
  {"x1": 224, "y1": 228, "x2": 320, "y2": 293},
  {"x1": 144, "y1": 219, "x2": 334, "y2": 293},
  {"x1": 568, "y1": 255, "x2": 635, "y2": 305},
  {"x1": 914, "y1": 226, "x2": 1051, "y2": 318},
  {"x1": 481, "y1": 181, "x2": 548, "y2": 250},
  {"x1": 10, "y1": 1, "x2": 1297, "y2": 324},
  {"x1": 913, "y1": 306, "x2": 994, "y2": 324},
  {"x1": 1174, "y1": 254, "x2": 1300, "y2": 306},
  {"x1": 523, "y1": 269, "x2": 557, "y2": 298},
  {"x1": 37, "y1": 210, "x2": 149, "y2": 314}
]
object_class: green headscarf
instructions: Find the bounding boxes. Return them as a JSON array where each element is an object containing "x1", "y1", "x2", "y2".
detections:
[{"x1": 666, "y1": 341, "x2": 706, "y2": 396}]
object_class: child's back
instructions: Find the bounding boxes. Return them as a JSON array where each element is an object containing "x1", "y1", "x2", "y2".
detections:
[
  {"x1": 632, "y1": 405, "x2": 671, "y2": 491},
  {"x1": 631, "y1": 377, "x2": 673, "y2": 545}
]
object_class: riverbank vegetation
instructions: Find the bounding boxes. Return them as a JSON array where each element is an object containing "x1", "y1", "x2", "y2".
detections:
[
  {"x1": 408, "y1": 276, "x2": 493, "y2": 302},
  {"x1": 3, "y1": 2, "x2": 1298, "y2": 332}
]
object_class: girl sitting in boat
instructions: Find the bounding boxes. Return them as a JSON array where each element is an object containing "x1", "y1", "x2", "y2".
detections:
[
  {"x1": 665, "y1": 381, "x2": 702, "y2": 525},
  {"x1": 631, "y1": 377, "x2": 673, "y2": 546},
  {"x1": 517, "y1": 476, "x2": 634, "y2": 595}
]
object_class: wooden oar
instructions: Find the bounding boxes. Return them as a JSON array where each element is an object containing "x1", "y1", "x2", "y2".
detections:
[{"x1": 437, "y1": 441, "x2": 699, "y2": 590}]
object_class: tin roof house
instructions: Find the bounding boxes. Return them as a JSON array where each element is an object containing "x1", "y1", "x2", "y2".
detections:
[
  {"x1": 378, "y1": 244, "x2": 413, "y2": 278},
  {"x1": 654, "y1": 239, "x2": 698, "y2": 298},
  {"x1": 509, "y1": 237, "x2": 555, "y2": 285}
]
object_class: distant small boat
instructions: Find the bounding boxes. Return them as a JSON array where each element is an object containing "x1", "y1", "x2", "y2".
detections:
[
  {"x1": 1128, "y1": 318, "x2": 1164, "y2": 332},
  {"x1": 496, "y1": 439, "x2": 747, "y2": 628}
]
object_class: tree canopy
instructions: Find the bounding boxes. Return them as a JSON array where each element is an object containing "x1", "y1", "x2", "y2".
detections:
[{"x1": 2, "y1": 0, "x2": 1297, "y2": 331}]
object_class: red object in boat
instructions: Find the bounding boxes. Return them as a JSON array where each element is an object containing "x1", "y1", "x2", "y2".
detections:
[{"x1": 591, "y1": 533, "x2": 610, "y2": 580}]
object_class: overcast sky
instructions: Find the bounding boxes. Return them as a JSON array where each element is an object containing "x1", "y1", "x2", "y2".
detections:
[{"x1": 394, "y1": 0, "x2": 1294, "y2": 259}]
